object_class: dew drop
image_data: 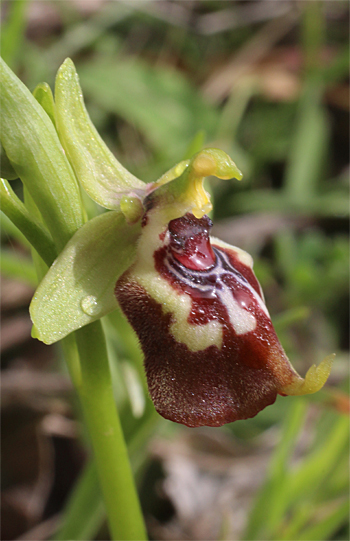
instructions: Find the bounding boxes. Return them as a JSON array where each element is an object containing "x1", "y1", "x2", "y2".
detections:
[{"x1": 81, "y1": 295, "x2": 101, "y2": 316}]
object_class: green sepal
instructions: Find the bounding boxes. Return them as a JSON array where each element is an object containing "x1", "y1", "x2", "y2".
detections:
[
  {"x1": 153, "y1": 159, "x2": 190, "y2": 188},
  {"x1": 55, "y1": 58, "x2": 147, "y2": 210},
  {"x1": 33, "y1": 82, "x2": 56, "y2": 127},
  {"x1": 0, "y1": 57, "x2": 84, "y2": 251},
  {"x1": 147, "y1": 148, "x2": 243, "y2": 220},
  {"x1": 30, "y1": 210, "x2": 141, "y2": 344}
]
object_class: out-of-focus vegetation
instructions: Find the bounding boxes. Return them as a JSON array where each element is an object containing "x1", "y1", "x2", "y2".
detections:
[{"x1": 1, "y1": 1, "x2": 348, "y2": 540}]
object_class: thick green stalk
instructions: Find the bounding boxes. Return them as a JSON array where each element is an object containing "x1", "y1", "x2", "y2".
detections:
[{"x1": 75, "y1": 322, "x2": 147, "y2": 541}]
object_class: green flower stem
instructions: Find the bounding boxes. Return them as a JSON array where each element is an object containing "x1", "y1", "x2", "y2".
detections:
[
  {"x1": 75, "y1": 321, "x2": 147, "y2": 541},
  {"x1": 1, "y1": 177, "x2": 57, "y2": 266}
]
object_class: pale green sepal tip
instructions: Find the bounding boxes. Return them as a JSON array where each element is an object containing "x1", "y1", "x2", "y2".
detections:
[
  {"x1": 153, "y1": 159, "x2": 190, "y2": 189},
  {"x1": 31, "y1": 324, "x2": 40, "y2": 340},
  {"x1": 55, "y1": 58, "x2": 147, "y2": 210},
  {"x1": 30, "y1": 210, "x2": 141, "y2": 344}
]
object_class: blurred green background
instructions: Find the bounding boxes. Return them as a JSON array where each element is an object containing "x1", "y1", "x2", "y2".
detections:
[{"x1": 1, "y1": 1, "x2": 349, "y2": 540}]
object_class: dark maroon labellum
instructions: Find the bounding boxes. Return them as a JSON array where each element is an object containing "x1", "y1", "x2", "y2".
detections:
[{"x1": 115, "y1": 212, "x2": 300, "y2": 427}]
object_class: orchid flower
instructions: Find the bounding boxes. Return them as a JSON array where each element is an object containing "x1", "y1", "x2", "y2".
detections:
[{"x1": 24, "y1": 59, "x2": 334, "y2": 428}]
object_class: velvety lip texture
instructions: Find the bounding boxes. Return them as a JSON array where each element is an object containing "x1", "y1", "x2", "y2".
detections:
[{"x1": 116, "y1": 213, "x2": 299, "y2": 427}]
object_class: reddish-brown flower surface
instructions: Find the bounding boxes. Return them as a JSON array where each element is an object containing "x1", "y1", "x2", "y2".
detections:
[{"x1": 116, "y1": 211, "x2": 332, "y2": 427}]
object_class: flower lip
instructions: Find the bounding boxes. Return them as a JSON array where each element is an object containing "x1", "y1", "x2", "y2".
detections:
[
  {"x1": 168, "y1": 213, "x2": 216, "y2": 271},
  {"x1": 115, "y1": 208, "x2": 334, "y2": 427}
]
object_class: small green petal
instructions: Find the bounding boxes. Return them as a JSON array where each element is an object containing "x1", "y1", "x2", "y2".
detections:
[
  {"x1": 147, "y1": 148, "x2": 243, "y2": 221},
  {"x1": 55, "y1": 58, "x2": 147, "y2": 210},
  {"x1": 30, "y1": 210, "x2": 141, "y2": 344},
  {"x1": 153, "y1": 159, "x2": 190, "y2": 188},
  {"x1": 120, "y1": 195, "x2": 144, "y2": 224},
  {"x1": 33, "y1": 82, "x2": 56, "y2": 127}
]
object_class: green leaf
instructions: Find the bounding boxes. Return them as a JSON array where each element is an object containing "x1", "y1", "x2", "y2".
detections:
[
  {"x1": 54, "y1": 58, "x2": 146, "y2": 210},
  {"x1": 0, "y1": 0, "x2": 27, "y2": 69},
  {"x1": 243, "y1": 399, "x2": 307, "y2": 540},
  {"x1": 30, "y1": 210, "x2": 141, "y2": 344},
  {"x1": 53, "y1": 460, "x2": 104, "y2": 541},
  {"x1": 0, "y1": 57, "x2": 84, "y2": 251},
  {"x1": 23, "y1": 187, "x2": 51, "y2": 283},
  {"x1": 182, "y1": 130, "x2": 206, "y2": 160},
  {"x1": 296, "y1": 499, "x2": 349, "y2": 541},
  {"x1": 287, "y1": 415, "x2": 349, "y2": 504},
  {"x1": 1, "y1": 177, "x2": 57, "y2": 266},
  {"x1": 284, "y1": 81, "x2": 329, "y2": 204}
]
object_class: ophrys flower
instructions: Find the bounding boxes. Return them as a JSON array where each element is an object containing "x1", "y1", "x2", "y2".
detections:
[{"x1": 28, "y1": 59, "x2": 333, "y2": 427}]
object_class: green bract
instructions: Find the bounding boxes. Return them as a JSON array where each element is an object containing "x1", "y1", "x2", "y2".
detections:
[{"x1": 0, "y1": 57, "x2": 84, "y2": 250}]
